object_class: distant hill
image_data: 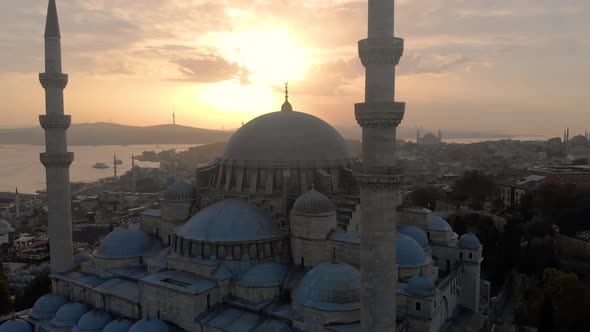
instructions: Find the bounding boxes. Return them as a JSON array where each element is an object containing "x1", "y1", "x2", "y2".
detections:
[{"x1": 0, "y1": 122, "x2": 233, "y2": 146}]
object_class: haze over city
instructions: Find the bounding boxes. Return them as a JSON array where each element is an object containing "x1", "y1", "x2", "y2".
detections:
[{"x1": 1, "y1": 0, "x2": 589, "y2": 136}]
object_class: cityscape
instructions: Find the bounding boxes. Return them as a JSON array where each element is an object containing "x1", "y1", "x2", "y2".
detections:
[{"x1": 1, "y1": 1, "x2": 589, "y2": 332}]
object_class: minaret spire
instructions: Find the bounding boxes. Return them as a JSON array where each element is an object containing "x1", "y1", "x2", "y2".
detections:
[
  {"x1": 281, "y1": 82, "x2": 293, "y2": 112},
  {"x1": 113, "y1": 154, "x2": 118, "y2": 178},
  {"x1": 39, "y1": 0, "x2": 74, "y2": 273},
  {"x1": 15, "y1": 187, "x2": 20, "y2": 218},
  {"x1": 355, "y1": 0, "x2": 405, "y2": 330},
  {"x1": 131, "y1": 154, "x2": 136, "y2": 193}
]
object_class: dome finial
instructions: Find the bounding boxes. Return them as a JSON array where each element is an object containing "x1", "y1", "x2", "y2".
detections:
[{"x1": 281, "y1": 82, "x2": 293, "y2": 112}]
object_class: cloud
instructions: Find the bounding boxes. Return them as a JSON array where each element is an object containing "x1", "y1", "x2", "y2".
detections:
[{"x1": 171, "y1": 55, "x2": 242, "y2": 83}]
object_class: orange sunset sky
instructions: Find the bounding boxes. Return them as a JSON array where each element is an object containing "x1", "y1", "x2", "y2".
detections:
[{"x1": 1, "y1": 0, "x2": 589, "y2": 137}]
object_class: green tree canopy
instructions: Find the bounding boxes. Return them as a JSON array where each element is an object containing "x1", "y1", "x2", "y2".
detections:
[{"x1": 452, "y1": 170, "x2": 495, "y2": 209}]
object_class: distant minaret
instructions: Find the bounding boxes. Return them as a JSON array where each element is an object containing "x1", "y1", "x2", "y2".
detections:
[
  {"x1": 113, "y1": 154, "x2": 118, "y2": 178},
  {"x1": 438, "y1": 129, "x2": 442, "y2": 142},
  {"x1": 563, "y1": 129, "x2": 567, "y2": 143},
  {"x1": 15, "y1": 187, "x2": 20, "y2": 218},
  {"x1": 416, "y1": 127, "x2": 420, "y2": 144},
  {"x1": 131, "y1": 154, "x2": 136, "y2": 193},
  {"x1": 39, "y1": 0, "x2": 74, "y2": 273},
  {"x1": 173, "y1": 112, "x2": 176, "y2": 125},
  {"x1": 355, "y1": 0, "x2": 404, "y2": 330}
]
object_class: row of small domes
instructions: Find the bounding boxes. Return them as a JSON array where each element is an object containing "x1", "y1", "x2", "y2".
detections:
[{"x1": 24, "y1": 294, "x2": 175, "y2": 332}]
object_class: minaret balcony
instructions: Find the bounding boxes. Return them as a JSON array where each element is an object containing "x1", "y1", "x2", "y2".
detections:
[
  {"x1": 355, "y1": 101, "x2": 405, "y2": 128},
  {"x1": 358, "y1": 37, "x2": 404, "y2": 66},
  {"x1": 39, "y1": 114, "x2": 71, "y2": 130},
  {"x1": 40, "y1": 152, "x2": 74, "y2": 168},
  {"x1": 39, "y1": 72, "x2": 68, "y2": 89}
]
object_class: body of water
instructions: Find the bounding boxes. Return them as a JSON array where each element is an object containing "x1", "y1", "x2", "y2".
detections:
[{"x1": 0, "y1": 144, "x2": 195, "y2": 194}]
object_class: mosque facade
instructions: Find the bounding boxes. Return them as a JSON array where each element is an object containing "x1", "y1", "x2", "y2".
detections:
[{"x1": 1, "y1": 1, "x2": 490, "y2": 332}]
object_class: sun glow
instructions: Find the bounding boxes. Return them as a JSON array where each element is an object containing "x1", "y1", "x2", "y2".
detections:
[{"x1": 218, "y1": 28, "x2": 308, "y2": 84}]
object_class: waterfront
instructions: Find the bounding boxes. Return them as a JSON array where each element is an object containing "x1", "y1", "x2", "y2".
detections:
[{"x1": 0, "y1": 144, "x2": 195, "y2": 193}]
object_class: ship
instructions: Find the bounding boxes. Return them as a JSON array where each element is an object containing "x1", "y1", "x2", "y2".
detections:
[{"x1": 92, "y1": 162, "x2": 109, "y2": 169}]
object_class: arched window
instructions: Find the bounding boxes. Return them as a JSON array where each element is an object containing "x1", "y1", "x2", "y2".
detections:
[
  {"x1": 249, "y1": 244, "x2": 256, "y2": 258},
  {"x1": 234, "y1": 246, "x2": 241, "y2": 260},
  {"x1": 204, "y1": 244, "x2": 210, "y2": 257},
  {"x1": 218, "y1": 245, "x2": 226, "y2": 258},
  {"x1": 264, "y1": 243, "x2": 271, "y2": 257}
]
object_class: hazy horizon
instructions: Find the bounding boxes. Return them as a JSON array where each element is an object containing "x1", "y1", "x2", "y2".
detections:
[{"x1": 1, "y1": 0, "x2": 589, "y2": 137}]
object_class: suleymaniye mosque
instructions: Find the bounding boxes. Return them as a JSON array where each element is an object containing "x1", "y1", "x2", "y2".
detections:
[{"x1": 1, "y1": 1, "x2": 490, "y2": 331}]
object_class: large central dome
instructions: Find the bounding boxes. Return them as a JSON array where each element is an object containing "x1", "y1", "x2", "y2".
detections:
[{"x1": 222, "y1": 111, "x2": 353, "y2": 167}]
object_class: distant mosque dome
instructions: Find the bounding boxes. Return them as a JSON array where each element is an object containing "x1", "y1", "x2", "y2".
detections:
[
  {"x1": 237, "y1": 263, "x2": 288, "y2": 288},
  {"x1": 94, "y1": 228, "x2": 159, "y2": 259},
  {"x1": 0, "y1": 319, "x2": 32, "y2": 332},
  {"x1": 103, "y1": 319, "x2": 135, "y2": 332},
  {"x1": 128, "y1": 319, "x2": 171, "y2": 332},
  {"x1": 570, "y1": 135, "x2": 588, "y2": 146},
  {"x1": 51, "y1": 303, "x2": 90, "y2": 327},
  {"x1": 163, "y1": 180, "x2": 195, "y2": 201},
  {"x1": 176, "y1": 199, "x2": 286, "y2": 243},
  {"x1": 399, "y1": 225, "x2": 429, "y2": 249},
  {"x1": 222, "y1": 110, "x2": 353, "y2": 167},
  {"x1": 293, "y1": 262, "x2": 360, "y2": 311},
  {"x1": 292, "y1": 188, "x2": 335, "y2": 215},
  {"x1": 406, "y1": 275, "x2": 436, "y2": 297},
  {"x1": 396, "y1": 233, "x2": 427, "y2": 269},
  {"x1": 73, "y1": 251, "x2": 94, "y2": 265},
  {"x1": 427, "y1": 216, "x2": 452, "y2": 232},
  {"x1": 73, "y1": 310, "x2": 112, "y2": 332},
  {"x1": 459, "y1": 233, "x2": 482, "y2": 250},
  {"x1": 0, "y1": 219, "x2": 14, "y2": 236},
  {"x1": 30, "y1": 294, "x2": 68, "y2": 320}
]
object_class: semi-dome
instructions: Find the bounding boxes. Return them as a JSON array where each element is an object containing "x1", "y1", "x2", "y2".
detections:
[
  {"x1": 237, "y1": 263, "x2": 288, "y2": 288},
  {"x1": 459, "y1": 233, "x2": 482, "y2": 250},
  {"x1": 0, "y1": 319, "x2": 32, "y2": 332},
  {"x1": 94, "y1": 227, "x2": 159, "y2": 259},
  {"x1": 292, "y1": 188, "x2": 335, "y2": 215},
  {"x1": 73, "y1": 251, "x2": 94, "y2": 265},
  {"x1": 293, "y1": 262, "x2": 360, "y2": 311},
  {"x1": 399, "y1": 225, "x2": 429, "y2": 248},
  {"x1": 406, "y1": 276, "x2": 435, "y2": 297},
  {"x1": 30, "y1": 294, "x2": 68, "y2": 320},
  {"x1": 51, "y1": 303, "x2": 89, "y2": 327},
  {"x1": 103, "y1": 319, "x2": 134, "y2": 332},
  {"x1": 427, "y1": 216, "x2": 452, "y2": 232},
  {"x1": 176, "y1": 199, "x2": 286, "y2": 243},
  {"x1": 128, "y1": 319, "x2": 170, "y2": 332},
  {"x1": 0, "y1": 219, "x2": 14, "y2": 236},
  {"x1": 396, "y1": 233, "x2": 426, "y2": 269},
  {"x1": 163, "y1": 180, "x2": 195, "y2": 201},
  {"x1": 222, "y1": 111, "x2": 353, "y2": 167},
  {"x1": 73, "y1": 310, "x2": 112, "y2": 332}
]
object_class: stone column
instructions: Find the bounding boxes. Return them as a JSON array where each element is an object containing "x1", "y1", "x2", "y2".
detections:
[
  {"x1": 39, "y1": 0, "x2": 74, "y2": 273},
  {"x1": 355, "y1": 0, "x2": 405, "y2": 330}
]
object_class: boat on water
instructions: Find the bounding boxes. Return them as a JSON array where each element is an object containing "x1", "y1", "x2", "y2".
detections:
[
  {"x1": 114, "y1": 159, "x2": 123, "y2": 165},
  {"x1": 92, "y1": 162, "x2": 109, "y2": 169}
]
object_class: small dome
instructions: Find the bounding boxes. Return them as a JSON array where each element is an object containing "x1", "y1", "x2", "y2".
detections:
[
  {"x1": 176, "y1": 199, "x2": 286, "y2": 243},
  {"x1": 0, "y1": 319, "x2": 32, "y2": 332},
  {"x1": 163, "y1": 180, "x2": 195, "y2": 201},
  {"x1": 73, "y1": 310, "x2": 112, "y2": 332},
  {"x1": 427, "y1": 216, "x2": 452, "y2": 232},
  {"x1": 51, "y1": 303, "x2": 90, "y2": 327},
  {"x1": 128, "y1": 319, "x2": 170, "y2": 332},
  {"x1": 399, "y1": 225, "x2": 429, "y2": 248},
  {"x1": 406, "y1": 276, "x2": 435, "y2": 297},
  {"x1": 0, "y1": 219, "x2": 14, "y2": 236},
  {"x1": 459, "y1": 233, "x2": 481, "y2": 250},
  {"x1": 94, "y1": 227, "x2": 158, "y2": 259},
  {"x1": 293, "y1": 262, "x2": 360, "y2": 311},
  {"x1": 281, "y1": 100, "x2": 293, "y2": 112},
  {"x1": 103, "y1": 319, "x2": 134, "y2": 332},
  {"x1": 237, "y1": 263, "x2": 288, "y2": 288},
  {"x1": 30, "y1": 294, "x2": 68, "y2": 320},
  {"x1": 292, "y1": 188, "x2": 335, "y2": 215},
  {"x1": 396, "y1": 233, "x2": 426, "y2": 269},
  {"x1": 73, "y1": 252, "x2": 94, "y2": 265}
]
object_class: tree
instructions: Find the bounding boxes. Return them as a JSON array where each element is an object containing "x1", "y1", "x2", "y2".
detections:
[
  {"x1": 452, "y1": 170, "x2": 495, "y2": 209},
  {"x1": 14, "y1": 272, "x2": 51, "y2": 311},
  {"x1": 410, "y1": 186, "x2": 445, "y2": 210},
  {"x1": 0, "y1": 274, "x2": 12, "y2": 315}
]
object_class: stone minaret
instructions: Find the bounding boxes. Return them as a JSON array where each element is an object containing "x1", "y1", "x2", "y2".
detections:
[
  {"x1": 355, "y1": 0, "x2": 405, "y2": 330},
  {"x1": 131, "y1": 154, "x2": 137, "y2": 193},
  {"x1": 113, "y1": 154, "x2": 118, "y2": 178},
  {"x1": 15, "y1": 187, "x2": 20, "y2": 218},
  {"x1": 39, "y1": 0, "x2": 74, "y2": 273}
]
